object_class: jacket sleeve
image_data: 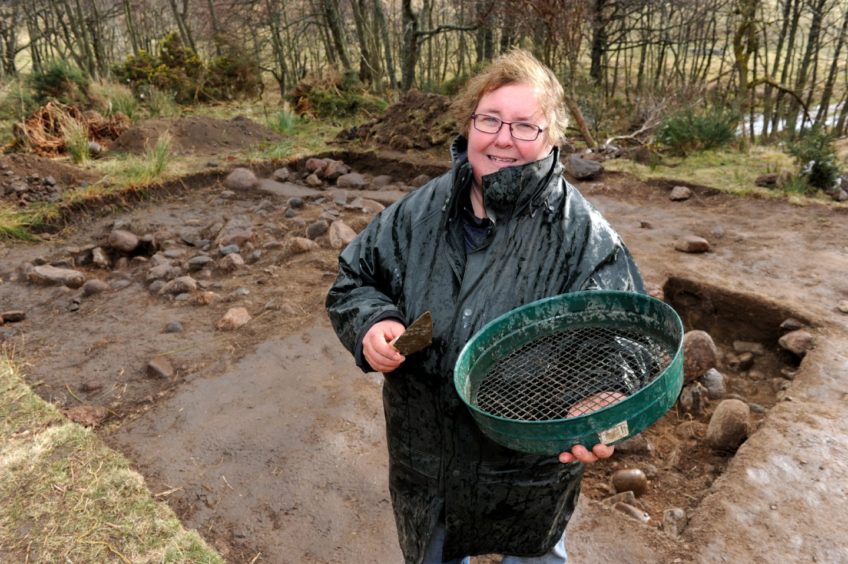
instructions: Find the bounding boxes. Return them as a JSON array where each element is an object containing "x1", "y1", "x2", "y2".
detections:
[
  {"x1": 582, "y1": 243, "x2": 645, "y2": 293},
  {"x1": 325, "y1": 205, "x2": 408, "y2": 371}
]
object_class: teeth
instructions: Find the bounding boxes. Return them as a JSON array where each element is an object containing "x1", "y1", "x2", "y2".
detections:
[{"x1": 489, "y1": 156, "x2": 515, "y2": 163}]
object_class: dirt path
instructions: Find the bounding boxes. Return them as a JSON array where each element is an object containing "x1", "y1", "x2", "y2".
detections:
[{"x1": 1, "y1": 155, "x2": 847, "y2": 563}]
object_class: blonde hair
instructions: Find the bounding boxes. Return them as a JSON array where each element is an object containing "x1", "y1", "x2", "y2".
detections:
[{"x1": 451, "y1": 49, "x2": 568, "y2": 146}]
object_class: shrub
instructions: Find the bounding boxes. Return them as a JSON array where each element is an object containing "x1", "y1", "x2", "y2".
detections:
[
  {"x1": 657, "y1": 107, "x2": 738, "y2": 156},
  {"x1": 786, "y1": 127, "x2": 841, "y2": 191},
  {"x1": 29, "y1": 60, "x2": 90, "y2": 106},
  {"x1": 288, "y1": 71, "x2": 387, "y2": 119},
  {"x1": 205, "y1": 38, "x2": 263, "y2": 101},
  {"x1": 0, "y1": 78, "x2": 37, "y2": 122}
]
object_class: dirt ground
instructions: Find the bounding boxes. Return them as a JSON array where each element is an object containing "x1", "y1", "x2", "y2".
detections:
[{"x1": 1, "y1": 142, "x2": 848, "y2": 563}]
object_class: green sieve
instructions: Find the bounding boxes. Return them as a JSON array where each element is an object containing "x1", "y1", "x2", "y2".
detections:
[{"x1": 454, "y1": 291, "x2": 684, "y2": 456}]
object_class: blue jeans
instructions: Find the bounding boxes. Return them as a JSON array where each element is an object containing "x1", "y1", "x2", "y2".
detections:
[{"x1": 421, "y1": 522, "x2": 567, "y2": 564}]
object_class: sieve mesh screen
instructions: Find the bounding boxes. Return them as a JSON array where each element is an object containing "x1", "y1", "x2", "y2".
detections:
[{"x1": 473, "y1": 326, "x2": 672, "y2": 421}]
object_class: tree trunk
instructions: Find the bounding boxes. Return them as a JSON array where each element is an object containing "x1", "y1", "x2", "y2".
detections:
[
  {"x1": 373, "y1": 0, "x2": 397, "y2": 90},
  {"x1": 321, "y1": 0, "x2": 352, "y2": 72},
  {"x1": 814, "y1": 5, "x2": 847, "y2": 126},
  {"x1": 207, "y1": 0, "x2": 221, "y2": 55},
  {"x1": 123, "y1": 0, "x2": 140, "y2": 56},
  {"x1": 785, "y1": 0, "x2": 827, "y2": 135},
  {"x1": 590, "y1": 0, "x2": 608, "y2": 85},
  {"x1": 351, "y1": 0, "x2": 374, "y2": 84},
  {"x1": 401, "y1": 0, "x2": 419, "y2": 90},
  {"x1": 167, "y1": 0, "x2": 196, "y2": 53}
]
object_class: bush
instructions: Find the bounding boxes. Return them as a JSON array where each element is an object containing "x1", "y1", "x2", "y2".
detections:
[
  {"x1": 786, "y1": 127, "x2": 841, "y2": 191},
  {"x1": 114, "y1": 32, "x2": 262, "y2": 105},
  {"x1": 288, "y1": 72, "x2": 387, "y2": 119},
  {"x1": 29, "y1": 60, "x2": 90, "y2": 106},
  {"x1": 142, "y1": 86, "x2": 179, "y2": 117},
  {"x1": 0, "y1": 78, "x2": 37, "y2": 122},
  {"x1": 657, "y1": 107, "x2": 737, "y2": 155}
]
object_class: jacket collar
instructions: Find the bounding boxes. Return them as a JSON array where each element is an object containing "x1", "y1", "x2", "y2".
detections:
[{"x1": 448, "y1": 136, "x2": 562, "y2": 223}]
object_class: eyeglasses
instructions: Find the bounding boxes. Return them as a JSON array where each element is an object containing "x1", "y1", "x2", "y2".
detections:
[{"x1": 471, "y1": 113, "x2": 545, "y2": 141}]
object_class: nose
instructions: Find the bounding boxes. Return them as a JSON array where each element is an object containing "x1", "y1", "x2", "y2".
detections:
[{"x1": 494, "y1": 123, "x2": 513, "y2": 146}]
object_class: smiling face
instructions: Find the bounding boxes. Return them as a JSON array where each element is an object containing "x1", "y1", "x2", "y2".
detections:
[{"x1": 467, "y1": 82, "x2": 554, "y2": 189}]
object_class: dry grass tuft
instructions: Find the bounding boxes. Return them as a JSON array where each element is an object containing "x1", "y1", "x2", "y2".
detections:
[{"x1": 0, "y1": 357, "x2": 222, "y2": 563}]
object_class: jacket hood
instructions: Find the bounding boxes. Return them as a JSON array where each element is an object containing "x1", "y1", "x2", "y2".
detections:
[{"x1": 448, "y1": 135, "x2": 562, "y2": 222}]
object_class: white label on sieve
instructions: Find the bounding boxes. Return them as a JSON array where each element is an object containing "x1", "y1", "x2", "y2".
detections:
[{"x1": 598, "y1": 421, "x2": 629, "y2": 445}]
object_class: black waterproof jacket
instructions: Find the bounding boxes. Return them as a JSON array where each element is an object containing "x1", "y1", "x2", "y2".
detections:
[{"x1": 326, "y1": 137, "x2": 644, "y2": 563}]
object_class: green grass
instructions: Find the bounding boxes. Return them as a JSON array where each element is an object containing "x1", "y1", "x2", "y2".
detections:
[
  {"x1": 605, "y1": 146, "x2": 798, "y2": 197},
  {"x1": 0, "y1": 356, "x2": 223, "y2": 563},
  {"x1": 62, "y1": 117, "x2": 90, "y2": 164}
]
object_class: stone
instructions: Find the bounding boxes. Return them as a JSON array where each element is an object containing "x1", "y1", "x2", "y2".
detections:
[
  {"x1": 327, "y1": 188, "x2": 348, "y2": 206},
  {"x1": 733, "y1": 340, "x2": 765, "y2": 355},
  {"x1": 64, "y1": 405, "x2": 108, "y2": 427},
  {"x1": 159, "y1": 276, "x2": 197, "y2": 295},
  {"x1": 613, "y1": 434, "x2": 653, "y2": 455},
  {"x1": 663, "y1": 508, "x2": 688, "y2": 536},
  {"x1": 700, "y1": 368, "x2": 726, "y2": 400},
  {"x1": 306, "y1": 173, "x2": 323, "y2": 187},
  {"x1": 838, "y1": 301, "x2": 848, "y2": 314},
  {"x1": 565, "y1": 155, "x2": 603, "y2": 179},
  {"x1": 678, "y1": 382, "x2": 708, "y2": 416},
  {"x1": 108, "y1": 229, "x2": 139, "y2": 253},
  {"x1": 188, "y1": 255, "x2": 214, "y2": 271},
  {"x1": 82, "y1": 279, "x2": 110, "y2": 296},
  {"x1": 164, "y1": 321, "x2": 184, "y2": 333},
  {"x1": 288, "y1": 197, "x2": 304, "y2": 209},
  {"x1": 779, "y1": 318, "x2": 805, "y2": 331},
  {"x1": 674, "y1": 235, "x2": 711, "y2": 253},
  {"x1": 89, "y1": 247, "x2": 110, "y2": 268},
  {"x1": 28, "y1": 265, "x2": 85, "y2": 288},
  {"x1": 215, "y1": 215, "x2": 254, "y2": 247},
  {"x1": 306, "y1": 220, "x2": 329, "y2": 240},
  {"x1": 778, "y1": 330, "x2": 814, "y2": 357},
  {"x1": 219, "y1": 244, "x2": 240, "y2": 256},
  {"x1": 0, "y1": 310, "x2": 25, "y2": 323},
  {"x1": 755, "y1": 173, "x2": 780, "y2": 187},
  {"x1": 706, "y1": 399, "x2": 750, "y2": 452},
  {"x1": 411, "y1": 174, "x2": 432, "y2": 187},
  {"x1": 613, "y1": 502, "x2": 651, "y2": 524},
  {"x1": 612, "y1": 468, "x2": 648, "y2": 497},
  {"x1": 336, "y1": 172, "x2": 367, "y2": 189},
  {"x1": 272, "y1": 167, "x2": 291, "y2": 182},
  {"x1": 147, "y1": 355, "x2": 175, "y2": 379},
  {"x1": 224, "y1": 167, "x2": 258, "y2": 190},
  {"x1": 146, "y1": 263, "x2": 179, "y2": 282},
  {"x1": 329, "y1": 220, "x2": 357, "y2": 249},
  {"x1": 43, "y1": 175, "x2": 56, "y2": 186},
  {"x1": 305, "y1": 157, "x2": 327, "y2": 172},
  {"x1": 218, "y1": 253, "x2": 245, "y2": 271},
  {"x1": 349, "y1": 197, "x2": 385, "y2": 214},
  {"x1": 88, "y1": 141, "x2": 103, "y2": 156},
  {"x1": 372, "y1": 174, "x2": 393, "y2": 187},
  {"x1": 669, "y1": 186, "x2": 692, "y2": 201},
  {"x1": 288, "y1": 237, "x2": 319, "y2": 254},
  {"x1": 217, "y1": 307, "x2": 251, "y2": 330},
  {"x1": 321, "y1": 159, "x2": 350, "y2": 180},
  {"x1": 736, "y1": 351, "x2": 755, "y2": 371},
  {"x1": 682, "y1": 330, "x2": 718, "y2": 383},
  {"x1": 195, "y1": 291, "x2": 221, "y2": 305},
  {"x1": 639, "y1": 220, "x2": 653, "y2": 229}
]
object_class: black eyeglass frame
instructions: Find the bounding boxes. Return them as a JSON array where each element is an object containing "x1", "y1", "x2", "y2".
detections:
[{"x1": 470, "y1": 113, "x2": 546, "y2": 141}]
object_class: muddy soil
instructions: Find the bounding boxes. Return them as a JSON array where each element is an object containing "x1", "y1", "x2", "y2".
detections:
[
  {"x1": 109, "y1": 115, "x2": 281, "y2": 156},
  {"x1": 1, "y1": 151, "x2": 848, "y2": 563}
]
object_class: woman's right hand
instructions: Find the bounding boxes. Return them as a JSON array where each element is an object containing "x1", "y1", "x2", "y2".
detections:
[{"x1": 363, "y1": 319, "x2": 407, "y2": 373}]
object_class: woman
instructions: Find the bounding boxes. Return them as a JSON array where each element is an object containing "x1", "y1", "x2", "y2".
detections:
[{"x1": 326, "y1": 50, "x2": 643, "y2": 563}]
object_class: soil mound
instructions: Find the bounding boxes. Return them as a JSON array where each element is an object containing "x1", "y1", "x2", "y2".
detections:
[
  {"x1": 110, "y1": 115, "x2": 281, "y2": 156},
  {"x1": 341, "y1": 90, "x2": 458, "y2": 151},
  {"x1": 0, "y1": 153, "x2": 104, "y2": 205}
]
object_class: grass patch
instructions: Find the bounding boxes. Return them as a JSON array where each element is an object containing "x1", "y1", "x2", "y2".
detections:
[
  {"x1": 0, "y1": 356, "x2": 222, "y2": 563},
  {"x1": 62, "y1": 117, "x2": 90, "y2": 164},
  {"x1": 605, "y1": 146, "x2": 797, "y2": 197}
]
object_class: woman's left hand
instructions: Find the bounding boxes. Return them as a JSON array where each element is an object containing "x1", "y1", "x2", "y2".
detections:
[{"x1": 558, "y1": 443, "x2": 615, "y2": 464}]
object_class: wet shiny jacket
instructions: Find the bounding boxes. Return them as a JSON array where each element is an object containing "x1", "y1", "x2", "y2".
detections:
[{"x1": 326, "y1": 137, "x2": 643, "y2": 562}]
